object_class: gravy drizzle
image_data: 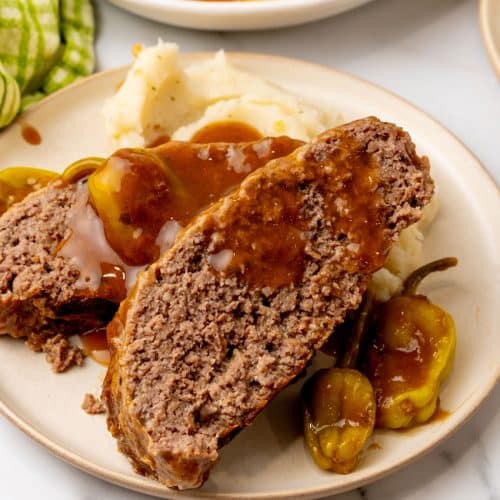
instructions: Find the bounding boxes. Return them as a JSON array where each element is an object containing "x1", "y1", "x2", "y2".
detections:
[
  {"x1": 21, "y1": 124, "x2": 42, "y2": 145},
  {"x1": 191, "y1": 121, "x2": 262, "y2": 143},
  {"x1": 85, "y1": 135, "x2": 303, "y2": 267},
  {"x1": 206, "y1": 131, "x2": 388, "y2": 288},
  {"x1": 81, "y1": 327, "x2": 110, "y2": 365}
]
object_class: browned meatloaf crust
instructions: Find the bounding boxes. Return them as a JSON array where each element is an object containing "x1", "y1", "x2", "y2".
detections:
[{"x1": 103, "y1": 117, "x2": 434, "y2": 490}]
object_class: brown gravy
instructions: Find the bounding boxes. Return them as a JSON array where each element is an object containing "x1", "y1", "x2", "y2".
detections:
[
  {"x1": 206, "y1": 131, "x2": 388, "y2": 288},
  {"x1": 77, "y1": 133, "x2": 302, "y2": 364},
  {"x1": 81, "y1": 328, "x2": 110, "y2": 366},
  {"x1": 47, "y1": 133, "x2": 305, "y2": 369},
  {"x1": 366, "y1": 296, "x2": 443, "y2": 410},
  {"x1": 191, "y1": 121, "x2": 262, "y2": 143},
  {"x1": 57, "y1": 181, "x2": 136, "y2": 302},
  {"x1": 86, "y1": 136, "x2": 303, "y2": 266},
  {"x1": 21, "y1": 124, "x2": 42, "y2": 145}
]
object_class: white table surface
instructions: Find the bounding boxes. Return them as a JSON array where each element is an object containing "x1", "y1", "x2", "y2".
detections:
[{"x1": 1, "y1": 0, "x2": 498, "y2": 499}]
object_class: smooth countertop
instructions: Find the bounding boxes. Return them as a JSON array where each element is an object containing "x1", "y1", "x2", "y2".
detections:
[{"x1": 1, "y1": 0, "x2": 498, "y2": 498}]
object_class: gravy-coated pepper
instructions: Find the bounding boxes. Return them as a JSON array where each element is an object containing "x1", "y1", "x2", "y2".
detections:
[
  {"x1": 364, "y1": 258, "x2": 457, "y2": 429},
  {"x1": 87, "y1": 137, "x2": 303, "y2": 266},
  {"x1": 302, "y1": 295, "x2": 376, "y2": 474},
  {"x1": 302, "y1": 367, "x2": 376, "y2": 473},
  {"x1": 88, "y1": 149, "x2": 188, "y2": 266}
]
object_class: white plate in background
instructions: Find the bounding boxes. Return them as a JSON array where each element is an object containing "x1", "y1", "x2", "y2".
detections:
[
  {"x1": 480, "y1": 0, "x2": 500, "y2": 77},
  {"x1": 107, "y1": 0, "x2": 374, "y2": 31},
  {"x1": 0, "y1": 53, "x2": 498, "y2": 499}
]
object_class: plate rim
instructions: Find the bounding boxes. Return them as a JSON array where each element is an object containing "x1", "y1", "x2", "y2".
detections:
[
  {"x1": 0, "y1": 52, "x2": 499, "y2": 499},
  {"x1": 479, "y1": 0, "x2": 500, "y2": 78},
  {"x1": 107, "y1": 0, "x2": 375, "y2": 30},
  {"x1": 109, "y1": 0, "x2": 366, "y2": 14}
]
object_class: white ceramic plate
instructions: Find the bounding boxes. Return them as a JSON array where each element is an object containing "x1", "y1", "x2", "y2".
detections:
[
  {"x1": 0, "y1": 54, "x2": 498, "y2": 500},
  {"x1": 480, "y1": 0, "x2": 500, "y2": 77},
  {"x1": 107, "y1": 0, "x2": 374, "y2": 31}
]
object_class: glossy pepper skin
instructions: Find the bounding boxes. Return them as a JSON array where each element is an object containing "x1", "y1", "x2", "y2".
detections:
[
  {"x1": 87, "y1": 149, "x2": 187, "y2": 266},
  {"x1": 302, "y1": 368, "x2": 376, "y2": 474},
  {"x1": 0, "y1": 158, "x2": 105, "y2": 217},
  {"x1": 302, "y1": 368, "x2": 376, "y2": 473},
  {"x1": 61, "y1": 157, "x2": 104, "y2": 183},
  {"x1": 364, "y1": 258, "x2": 457, "y2": 429},
  {"x1": 303, "y1": 295, "x2": 376, "y2": 473},
  {"x1": 0, "y1": 167, "x2": 57, "y2": 215}
]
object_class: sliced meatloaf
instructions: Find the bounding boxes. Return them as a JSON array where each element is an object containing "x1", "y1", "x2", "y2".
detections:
[
  {"x1": 0, "y1": 138, "x2": 301, "y2": 368},
  {"x1": 103, "y1": 117, "x2": 434, "y2": 489},
  {"x1": 0, "y1": 182, "x2": 113, "y2": 349}
]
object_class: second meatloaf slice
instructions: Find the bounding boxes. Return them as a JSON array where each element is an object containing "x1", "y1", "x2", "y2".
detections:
[
  {"x1": 0, "y1": 137, "x2": 301, "y2": 368},
  {"x1": 103, "y1": 117, "x2": 434, "y2": 490}
]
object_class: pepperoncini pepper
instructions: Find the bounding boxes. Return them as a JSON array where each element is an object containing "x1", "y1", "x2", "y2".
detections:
[
  {"x1": 87, "y1": 149, "x2": 188, "y2": 266},
  {"x1": 364, "y1": 257, "x2": 457, "y2": 429},
  {"x1": 61, "y1": 157, "x2": 105, "y2": 183},
  {"x1": 302, "y1": 368, "x2": 376, "y2": 473},
  {"x1": 0, "y1": 167, "x2": 57, "y2": 216},
  {"x1": 0, "y1": 158, "x2": 105, "y2": 218},
  {"x1": 302, "y1": 295, "x2": 376, "y2": 474}
]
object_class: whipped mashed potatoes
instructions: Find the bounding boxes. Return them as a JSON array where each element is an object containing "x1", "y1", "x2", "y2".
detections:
[
  {"x1": 104, "y1": 41, "x2": 340, "y2": 147},
  {"x1": 370, "y1": 195, "x2": 438, "y2": 301},
  {"x1": 103, "y1": 41, "x2": 437, "y2": 301}
]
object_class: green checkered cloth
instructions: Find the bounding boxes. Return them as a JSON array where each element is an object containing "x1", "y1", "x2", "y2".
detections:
[{"x1": 0, "y1": 0, "x2": 95, "y2": 128}]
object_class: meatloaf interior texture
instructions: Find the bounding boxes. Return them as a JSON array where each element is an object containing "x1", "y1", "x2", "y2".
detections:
[
  {"x1": 0, "y1": 183, "x2": 117, "y2": 354},
  {"x1": 103, "y1": 117, "x2": 434, "y2": 490}
]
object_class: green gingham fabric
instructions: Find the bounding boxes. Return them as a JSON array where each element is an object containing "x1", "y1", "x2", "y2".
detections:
[{"x1": 0, "y1": 0, "x2": 95, "y2": 128}]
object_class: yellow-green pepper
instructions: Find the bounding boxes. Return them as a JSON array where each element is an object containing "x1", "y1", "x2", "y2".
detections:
[
  {"x1": 61, "y1": 157, "x2": 104, "y2": 184},
  {"x1": 87, "y1": 149, "x2": 187, "y2": 266},
  {"x1": 364, "y1": 258, "x2": 457, "y2": 429},
  {"x1": 0, "y1": 167, "x2": 57, "y2": 215},
  {"x1": 302, "y1": 367, "x2": 376, "y2": 474},
  {"x1": 303, "y1": 295, "x2": 376, "y2": 474}
]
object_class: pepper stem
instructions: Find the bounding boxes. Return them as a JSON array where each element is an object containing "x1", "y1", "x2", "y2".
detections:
[
  {"x1": 340, "y1": 292, "x2": 374, "y2": 369},
  {"x1": 402, "y1": 257, "x2": 458, "y2": 296}
]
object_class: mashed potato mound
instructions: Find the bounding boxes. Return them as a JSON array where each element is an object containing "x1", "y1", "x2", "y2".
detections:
[
  {"x1": 104, "y1": 41, "x2": 340, "y2": 147},
  {"x1": 370, "y1": 195, "x2": 439, "y2": 301},
  {"x1": 103, "y1": 41, "x2": 438, "y2": 302}
]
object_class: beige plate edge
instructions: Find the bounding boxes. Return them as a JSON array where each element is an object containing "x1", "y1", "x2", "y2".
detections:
[{"x1": 480, "y1": 0, "x2": 500, "y2": 78}]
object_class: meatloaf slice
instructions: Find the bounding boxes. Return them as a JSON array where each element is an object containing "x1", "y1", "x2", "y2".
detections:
[
  {"x1": 0, "y1": 138, "x2": 301, "y2": 366},
  {"x1": 103, "y1": 117, "x2": 434, "y2": 490},
  {"x1": 0, "y1": 182, "x2": 115, "y2": 351}
]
